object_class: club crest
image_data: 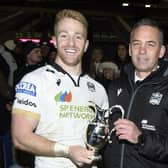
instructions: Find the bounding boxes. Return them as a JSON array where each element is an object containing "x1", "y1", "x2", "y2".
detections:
[
  {"x1": 149, "y1": 92, "x2": 163, "y2": 105},
  {"x1": 87, "y1": 82, "x2": 96, "y2": 92}
]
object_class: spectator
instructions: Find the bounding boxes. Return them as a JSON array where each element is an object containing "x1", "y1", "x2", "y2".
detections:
[
  {"x1": 13, "y1": 41, "x2": 43, "y2": 86},
  {"x1": 13, "y1": 42, "x2": 25, "y2": 67},
  {"x1": 97, "y1": 61, "x2": 120, "y2": 91},
  {"x1": 0, "y1": 40, "x2": 18, "y2": 87},
  {"x1": 89, "y1": 46, "x2": 105, "y2": 79},
  {"x1": 47, "y1": 44, "x2": 57, "y2": 64},
  {"x1": 115, "y1": 42, "x2": 131, "y2": 76},
  {"x1": 39, "y1": 39, "x2": 51, "y2": 64}
]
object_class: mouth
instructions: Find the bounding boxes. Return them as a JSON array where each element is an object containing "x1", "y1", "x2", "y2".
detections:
[
  {"x1": 137, "y1": 56, "x2": 149, "y2": 64},
  {"x1": 64, "y1": 48, "x2": 76, "y2": 55}
]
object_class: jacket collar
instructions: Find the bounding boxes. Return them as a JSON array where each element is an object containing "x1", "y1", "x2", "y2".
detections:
[{"x1": 124, "y1": 59, "x2": 168, "y2": 83}]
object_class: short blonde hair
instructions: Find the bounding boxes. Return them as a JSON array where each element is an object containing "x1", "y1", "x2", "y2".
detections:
[{"x1": 54, "y1": 9, "x2": 88, "y2": 36}]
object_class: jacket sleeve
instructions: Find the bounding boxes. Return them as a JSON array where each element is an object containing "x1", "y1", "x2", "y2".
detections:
[{"x1": 135, "y1": 129, "x2": 168, "y2": 163}]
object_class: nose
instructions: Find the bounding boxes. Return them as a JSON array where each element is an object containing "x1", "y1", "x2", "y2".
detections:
[
  {"x1": 68, "y1": 36, "x2": 75, "y2": 46},
  {"x1": 139, "y1": 44, "x2": 146, "y2": 54}
]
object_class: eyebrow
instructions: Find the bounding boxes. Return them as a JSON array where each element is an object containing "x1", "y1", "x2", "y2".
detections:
[
  {"x1": 131, "y1": 39, "x2": 157, "y2": 44},
  {"x1": 58, "y1": 31, "x2": 86, "y2": 39}
]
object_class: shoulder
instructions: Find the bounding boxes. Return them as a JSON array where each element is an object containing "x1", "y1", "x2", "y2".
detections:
[
  {"x1": 85, "y1": 74, "x2": 106, "y2": 89},
  {"x1": 17, "y1": 65, "x2": 58, "y2": 88},
  {"x1": 84, "y1": 75, "x2": 108, "y2": 99},
  {"x1": 24, "y1": 65, "x2": 56, "y2": 79},
  {"x1": 15, "y1": 65, "x2": 58, "y2": 95}
]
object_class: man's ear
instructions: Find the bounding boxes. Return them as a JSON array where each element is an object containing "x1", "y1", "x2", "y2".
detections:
[
  {"x1": 128, "y1": 44, "x2": 132, "y2": 57},
  {"x1": 52, "y1": 36, "x2": 57, "y2": 48},
  {"x1": 159, "y1": 45, "x2": 166, "y2": 59},
  {"x1": 84, "y1": 40, "x2": 89, "y2": 53}
]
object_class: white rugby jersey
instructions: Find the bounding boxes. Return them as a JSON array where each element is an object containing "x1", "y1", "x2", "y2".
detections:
[{"x1": 13, "y1": 64, "x2": 109, "y2": 168}]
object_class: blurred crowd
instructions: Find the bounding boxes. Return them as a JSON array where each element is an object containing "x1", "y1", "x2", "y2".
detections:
[
  {"x1": 0, "y1": 36, "x2": 57, "y2": 168},
  {"x1": 1, "y1": 29, "x2": 168, "y2": 168}
]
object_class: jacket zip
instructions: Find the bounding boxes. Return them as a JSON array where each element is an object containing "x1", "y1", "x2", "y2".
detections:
[{"x1": 119, "y1": 80, "x2": 151, "y2": 168}]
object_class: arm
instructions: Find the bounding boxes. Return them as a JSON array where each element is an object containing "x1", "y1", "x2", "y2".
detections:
[
  {"x1": 12, "y1": 113, "x2": 55, "y2": 156},
  {"x1": 114, "y1": 118, "x2": 168, "y2": 163},
  {"x1": 135, "y1": 129, "x2": 168, "y2": 163},
  {"x1": 12, "y1": 113, "x2": 94, "y2": 167}
]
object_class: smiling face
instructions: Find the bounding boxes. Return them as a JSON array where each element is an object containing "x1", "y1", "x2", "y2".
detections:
[
  {"x1": 129, "y1": 25, "x2": 165, "y2": 78},
  {"x1": 53, "y1": 17, "x2": 88, "y2": 69}
]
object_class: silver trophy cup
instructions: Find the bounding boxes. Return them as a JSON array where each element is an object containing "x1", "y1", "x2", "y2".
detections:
[{"x1": 86, "y1": 101, "x2": 125, "y2": 161}]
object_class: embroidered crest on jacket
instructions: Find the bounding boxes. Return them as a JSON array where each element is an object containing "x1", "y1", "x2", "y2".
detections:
[{"x1": 149, "y1": 92, "x2": 163, "y2": 105}]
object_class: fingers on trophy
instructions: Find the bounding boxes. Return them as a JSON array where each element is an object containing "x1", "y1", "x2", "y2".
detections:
[
  {"x1": 86, "y1": 101, "x2": 125, "y2": 161},
  {"x1": 107, "y1": 105, "x2": 125, "y2": 143}
]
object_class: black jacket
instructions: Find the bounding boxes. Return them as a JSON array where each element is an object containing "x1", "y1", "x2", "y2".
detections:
[
  {"x1": 103, "y1": 60, "x2": 168, "y2": 168},
  {"x1": 13, "y1": 63, "x2": 43, "y2": 86}
]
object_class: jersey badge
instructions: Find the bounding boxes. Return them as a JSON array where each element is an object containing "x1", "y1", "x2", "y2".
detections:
[{"x1": 87, "y1": 82, "x2": 95, "y2": 92}]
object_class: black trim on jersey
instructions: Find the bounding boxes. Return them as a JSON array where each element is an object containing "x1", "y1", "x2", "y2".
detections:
[
  {"x1": 46, "y1": 68, "x2": 55, "y2": 73},
  {"x1": 50, "y1": 62, "x2": 85, "y2": 87}
]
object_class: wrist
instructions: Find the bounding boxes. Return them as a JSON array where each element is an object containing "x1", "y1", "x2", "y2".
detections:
[
  {"x1": 54, "y1": 143, "x2": 69, "y2": 157},
  {"x1": 134, "y1": 133, "x2": 145, "y2": 150},
  {"x1": 137, "y1": 134, "x2": 145, "y2": 146}
]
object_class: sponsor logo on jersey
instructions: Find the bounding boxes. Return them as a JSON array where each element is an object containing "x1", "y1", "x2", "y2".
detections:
[
  {"x1": 149, "y1": 92, "x2": 163, "y2": 105},
  {"x1": 55, "y1": 91, "x2": 72, "y2": 102},
  {"x1": 87, "y1": 82, "x2": 95, "y2": 92},
  {"x1": 16, "y1": 82, "x2": 36, "y2": 96},
  {"x1": 16, "y1": 98, "x2": 37, "y2": 108},
  {"x1": 59, "y1": 104, "x2": 95, "y2": 120}
]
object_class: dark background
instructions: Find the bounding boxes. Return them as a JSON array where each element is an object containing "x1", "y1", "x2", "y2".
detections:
[{"x1": 0, "y1": 0, "x2": 168, "y2": 60}]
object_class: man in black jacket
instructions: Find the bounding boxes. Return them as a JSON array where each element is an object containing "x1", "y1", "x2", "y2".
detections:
[
  {"x1": 103, "y1": 18, "x2": 168, "y2": 168},
  {"x1": 14, "y1": 41, "x2": 43, "y2": 86}
]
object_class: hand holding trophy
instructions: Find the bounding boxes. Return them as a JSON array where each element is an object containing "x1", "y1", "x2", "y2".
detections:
[{"x1": 86, "y1": 101, "x2": 125, "y2": 165}]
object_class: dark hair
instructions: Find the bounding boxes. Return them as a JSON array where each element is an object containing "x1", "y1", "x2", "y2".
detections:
[
  {"x1": 24, "y1": 41, "x2": 40, "y2": 58},
  {"x1": 117, "y1": 41, "x2": 128, "y2": 50},
  {"x1": 130, "y1": 18, "x2": 164, "y2": 44}
]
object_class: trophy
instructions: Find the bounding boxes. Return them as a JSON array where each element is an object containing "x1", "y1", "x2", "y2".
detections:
[{"x1": 86, "y1": 101, "x2": 125, "y2": 161}]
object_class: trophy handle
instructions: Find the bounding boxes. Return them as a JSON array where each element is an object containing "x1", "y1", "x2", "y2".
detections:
[
  {"x1": 107, "y1": 105, "x2": 125, "y2": 143},
  {"x1": 88, "y1": 101, "x2": 106, "y2": 122},
  {"x1": 88, "y1": 101, "x2": 102, "y2": 112}
]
